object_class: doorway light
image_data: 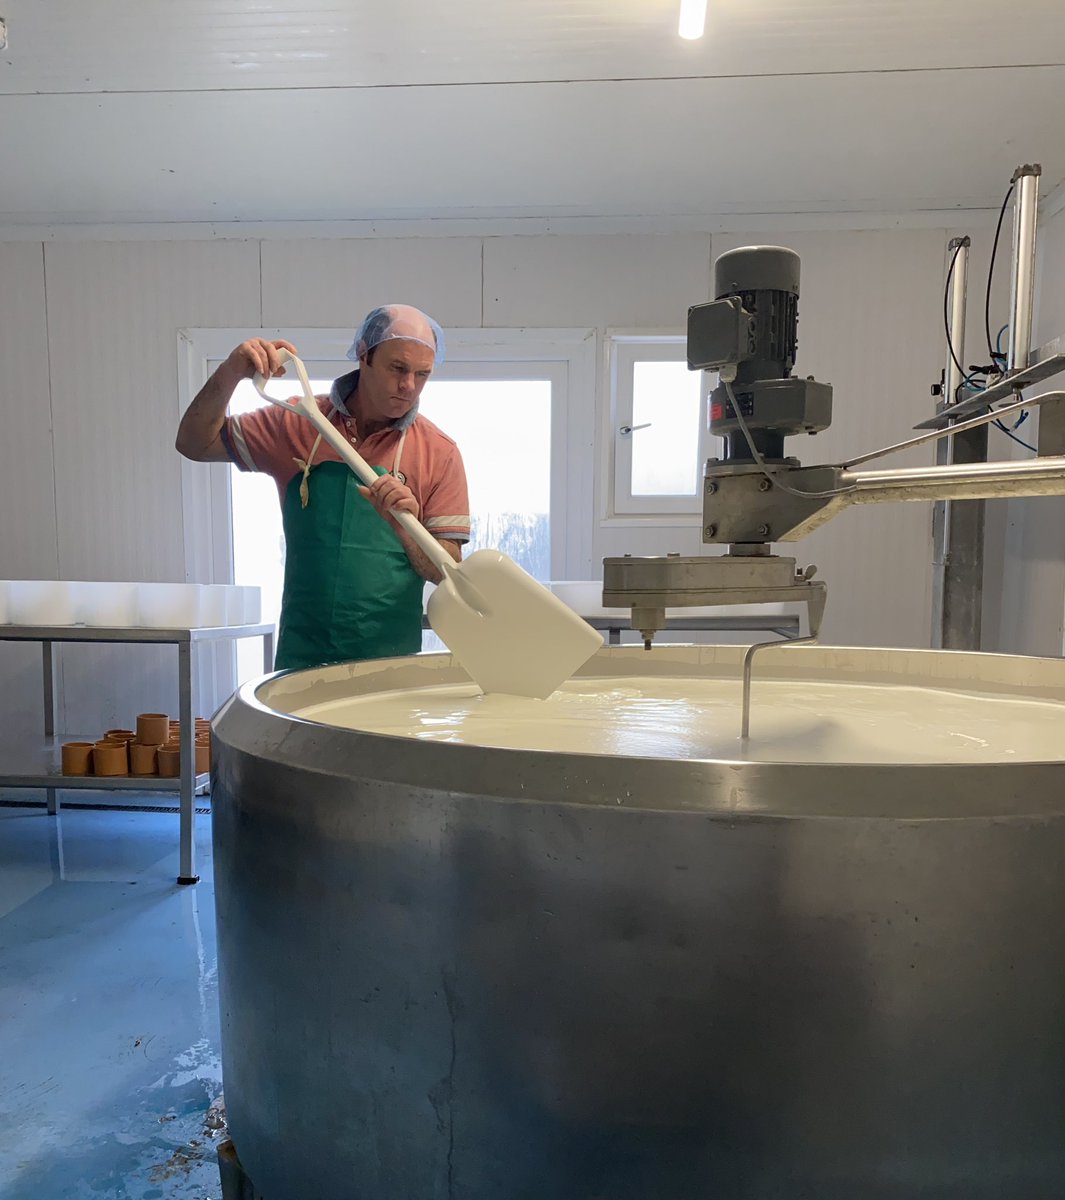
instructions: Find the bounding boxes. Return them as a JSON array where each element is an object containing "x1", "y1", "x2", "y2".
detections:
[{"x1": 678, "y1": 0, "x2": 707, "y2": 40}]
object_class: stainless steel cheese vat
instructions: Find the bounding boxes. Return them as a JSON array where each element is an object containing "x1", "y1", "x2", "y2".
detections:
[{"x1": 212, "y1": 644, "x2": 1065, "y2": 1199}]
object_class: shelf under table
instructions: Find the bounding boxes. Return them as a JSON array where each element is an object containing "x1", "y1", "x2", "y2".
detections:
[{"x1": 0, "y1": 735, "x2": 209, "y2": 791}]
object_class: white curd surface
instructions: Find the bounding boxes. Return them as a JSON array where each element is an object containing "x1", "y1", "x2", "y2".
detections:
[{"x1": 288, "y1": 675, "x2": 1065, "y2": 764}]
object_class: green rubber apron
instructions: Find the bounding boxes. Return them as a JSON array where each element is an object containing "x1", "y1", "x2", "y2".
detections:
[{"x1": 274, "y1": 431, "x2": 424, "y2": 671}]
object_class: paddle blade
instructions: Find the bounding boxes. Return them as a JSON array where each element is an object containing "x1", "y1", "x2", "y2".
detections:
[{"x1": 427, "y1": 550, "x2": 602, "y2": 699}]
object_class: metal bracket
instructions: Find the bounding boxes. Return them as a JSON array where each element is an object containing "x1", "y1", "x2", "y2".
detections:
[
  {"x1": 915, "y1": 337, "x2": 1065, "y2": 429},
  {"x1": 602, "y1": 553, "x2": 826, "y2": 642}
]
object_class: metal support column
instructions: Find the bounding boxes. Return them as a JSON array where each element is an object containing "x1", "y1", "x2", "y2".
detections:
[
  {"x1": 932, "y1": 236, "x2": 987, "y2": 650},
  {"x1": 1008, "y1": 166, "x2": 1041, "y2": 374}
]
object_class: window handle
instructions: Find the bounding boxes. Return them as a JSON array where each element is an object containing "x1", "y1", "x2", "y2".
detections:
[{"x1": 619, "y1": 422, "x2": 652, "y2": 436}]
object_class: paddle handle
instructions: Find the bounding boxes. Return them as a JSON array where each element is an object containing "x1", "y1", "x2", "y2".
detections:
[{"x1": 251, "y1": 349, "x2": 455, "y2": 574}]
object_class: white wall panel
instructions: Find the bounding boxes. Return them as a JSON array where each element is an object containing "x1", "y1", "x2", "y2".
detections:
[
  {"x1": 0, "y1": 242, "x2": 60, "y2": 744},
  {"x1": 261, "y1": 239, "x2": 483, "y2": 330},
  {"x1": 45, "y1": 240, "x2": 260, "y2": 580},
  {"x1": 42, "y1": 239, "x2": 261, "y2": 734},
  {"x1": 0, "y1": 243, "x2": 58, "y2": 578},
  {"x1": 486, "y1": 233, "x2": 712, "y2": 580},
  {"x1": 484, "y1": 234, "x2": 711, "y2": 329}
]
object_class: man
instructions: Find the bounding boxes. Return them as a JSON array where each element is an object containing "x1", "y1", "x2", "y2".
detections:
[{"x1": 176, "y1": 304, "x2": 470, "y2": 670}]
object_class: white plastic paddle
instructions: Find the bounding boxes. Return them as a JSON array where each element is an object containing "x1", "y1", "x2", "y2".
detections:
[{"x1": 252, "y1": 350, "x2": 602, "y2": 698}]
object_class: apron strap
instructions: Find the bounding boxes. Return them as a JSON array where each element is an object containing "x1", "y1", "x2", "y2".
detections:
[
  {"x1": 294, "y1": 426, "x2": 406, "y2": 511},
  {"x1": 293, "y1": 433, "x2": 324, "y2": 509}
]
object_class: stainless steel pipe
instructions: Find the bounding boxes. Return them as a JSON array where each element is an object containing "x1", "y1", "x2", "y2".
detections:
[
  {"x1": 944, "y1": 234, "x2": 970, "y2": 406},
  {"x1": 1008, "y1": 165, "x2": 1041, "y2": 374},
  {"x1": 213, "y1": 645, "x2": 1065, "y2": 1200},
  {"x1": 844, "y1": 453, "x2": 1065, "y2": 502}
]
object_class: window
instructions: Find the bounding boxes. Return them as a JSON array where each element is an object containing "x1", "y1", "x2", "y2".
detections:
[
  {"x1": 419, "y1": 373, "x2": 552, "y2": 580},
  {"x1": 418, "y1": 366, "x2": 557, "y2": 652},
  {"x1": 609, "y1": 335, "x2": 718, "y2": 516}
]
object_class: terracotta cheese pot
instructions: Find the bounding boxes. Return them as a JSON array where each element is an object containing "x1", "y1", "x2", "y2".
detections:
[
  {"x1": 61, "y1": 741, "x2": 94, "y2": 776},
  {"x1": 136, "y1": 713, "x2": 170, "y2": 745},
  {"x1": 157, "y1": 743, "x2": 181, "y2": 778},
  {"x1": 129, "y1": 742, "x2": 160, "y2": 776},
  {"x1": 92, "y1": 740, "x2": 129, "y2": 777}
]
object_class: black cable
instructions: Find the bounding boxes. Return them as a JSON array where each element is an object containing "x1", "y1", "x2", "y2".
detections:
[
  {"x1": 944, "y1": 240, "x2": 967, "y2": 378},
  {"x1": 955, "y1": 371, "x2": 987, "y2": 404},
  {"x1": 985, "y1": 182, "x2": 1014, "y2": 361}
]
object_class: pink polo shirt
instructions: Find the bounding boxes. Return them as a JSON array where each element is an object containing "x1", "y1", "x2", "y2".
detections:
[{"x1": 223, "y1": 391, "x2": 471, "y2": 543}]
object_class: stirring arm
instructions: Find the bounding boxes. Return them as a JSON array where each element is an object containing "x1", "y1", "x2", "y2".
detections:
[{"x1": 841, "y1": 390, "x2": 1064, "y2": 470}]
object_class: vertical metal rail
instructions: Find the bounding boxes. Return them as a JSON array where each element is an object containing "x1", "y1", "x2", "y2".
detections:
[
  {"x1": 945, "y1": 236, "x2": 970, "y2": 409},
  {"x1": 932, "y1": 236, "x2": 988, "y2": 650},
  {"x1": 1008, "y1": 165, "x2": 1041, "y2": 375}
]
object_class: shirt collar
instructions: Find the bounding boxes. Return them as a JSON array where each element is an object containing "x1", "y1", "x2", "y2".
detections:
[{"x1": 328, "y1": 368, "x2": 420, "y2": 432}]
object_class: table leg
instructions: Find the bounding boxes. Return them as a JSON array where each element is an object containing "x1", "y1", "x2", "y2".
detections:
[
  {"x1": 42, "y1": 640, "x2": 57, "y2": 736},
  {"x1": 262, "y1": 629, "x2": 275, "y2": 673},
  {"x1": 43, "y1": 641, "x2": 60, "y2": 816},
  {"x1": 177, "y1": 640, "x2": 199, "y2": 885}
]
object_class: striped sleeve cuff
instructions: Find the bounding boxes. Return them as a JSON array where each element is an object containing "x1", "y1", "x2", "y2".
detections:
[
  {"x1": 223, "y1": 415, "x2": 258, "y2": 471},
  {"x1": 426, "y1": 515, "x2": 471, "y2": 543}
]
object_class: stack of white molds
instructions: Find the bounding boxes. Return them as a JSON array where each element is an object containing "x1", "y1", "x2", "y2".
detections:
[{"x1": 0, "y1": 581, "x2": 262, "y2": 629}]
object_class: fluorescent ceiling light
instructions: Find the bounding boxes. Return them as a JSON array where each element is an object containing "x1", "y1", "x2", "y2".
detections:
[{"x1": 678, "y1": 0, "x2": 707, "y2": 39}]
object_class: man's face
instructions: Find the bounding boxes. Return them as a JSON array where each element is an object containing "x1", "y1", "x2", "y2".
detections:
[{"x1": 359, "y1": 340, "x2": 435, "y2": 423}]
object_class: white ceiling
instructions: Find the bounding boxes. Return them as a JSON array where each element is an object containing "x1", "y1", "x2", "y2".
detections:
[{"x1": 2, "y1": 0, "x2": 1064, "y2": 228}]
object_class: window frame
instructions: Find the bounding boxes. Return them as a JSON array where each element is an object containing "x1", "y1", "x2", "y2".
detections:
[{"x1": 606, "y1": 332, "x2": 716, "y2": 518}]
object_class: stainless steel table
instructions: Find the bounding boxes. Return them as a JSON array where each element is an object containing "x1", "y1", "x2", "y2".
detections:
[{"x1": 0, "y1": 622, "x2": 275, "y2": 884}]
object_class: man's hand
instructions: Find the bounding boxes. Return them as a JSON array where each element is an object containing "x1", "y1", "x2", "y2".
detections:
[
  {"x1": 177, "y1": 337, "x2": 299, "y2": 463},
  {"x1": 224, "y1": 338, "x2": 299, "y2": 382},
  {"x1": 358, "y1": 474, "x2": 420, "y2": 520}
]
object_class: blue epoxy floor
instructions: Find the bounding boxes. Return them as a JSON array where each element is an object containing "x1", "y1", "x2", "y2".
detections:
[{"x1": 0, "y1": 793, "x2": 223, "y2": 1199}]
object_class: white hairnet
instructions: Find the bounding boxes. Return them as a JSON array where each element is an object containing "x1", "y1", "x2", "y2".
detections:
[{"x1": 346, "y1": 304, "x2": 446, "y2": 366}]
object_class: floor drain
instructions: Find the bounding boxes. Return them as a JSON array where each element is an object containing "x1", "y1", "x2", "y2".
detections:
[{"x1": 0, "y1": 798, "x2": 211, "y2": 815}]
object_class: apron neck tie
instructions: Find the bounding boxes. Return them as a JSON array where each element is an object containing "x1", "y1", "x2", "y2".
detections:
[
  {"x1": 293, "y1": 432, "x2": 324, "y2": 509},
  {"x1": 292, "y1": 426, "x2": 407, "y2": 510}
]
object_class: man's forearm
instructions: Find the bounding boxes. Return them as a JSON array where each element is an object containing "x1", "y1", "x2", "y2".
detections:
[
  {"x1": 175, "y1": 362, "x2": 245, "y2": 460},
  {"x1": 393, "y1": 528, "x2": 461, "y2": 584}
]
